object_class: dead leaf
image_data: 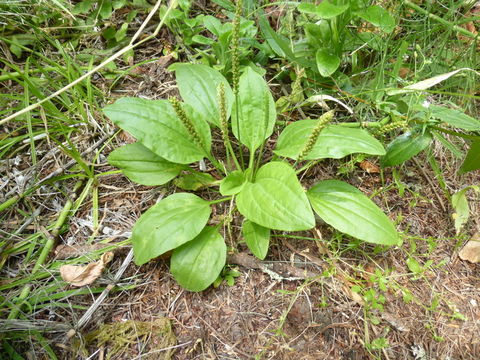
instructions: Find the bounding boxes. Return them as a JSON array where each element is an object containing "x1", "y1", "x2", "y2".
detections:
[
  {"x1": 458, "y1": 232, "x2": 480, "y2": 263},
  {"x1": 60, "y1": 252, "x2": 114, "y2": 287},
  {"x1": 399, "y1": 67, "x2": 411, "y2": 79},
  {"x1": 359, "y1": 160, "x2": 380, "y2": 173}
]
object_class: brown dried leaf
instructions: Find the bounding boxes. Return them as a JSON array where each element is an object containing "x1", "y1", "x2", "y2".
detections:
[
  {"x1": 398, "y1": 67, "x2": 411, "y2": 79},
  {"x1": 458, "y1": 232, "x2": 480, "y2": 263},
  {"x1": 60, "y1": 252, "x2": 114, "y2": 287},
  {"x1": 359, "y1": 160, "x2": 380, "y2": 173}
]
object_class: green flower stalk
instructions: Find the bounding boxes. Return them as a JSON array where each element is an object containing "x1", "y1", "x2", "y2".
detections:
[
  {"x1": 218, "y1": 83, "x2": 241, "y2": 170},
  {"x1": 218, "y1": 83, "x2": 228, "y2": 143},
  {"x1": 231, "y1": 0, "x2": 242, "y2": 95},
  {"x1": 169, "y1": 97, "x2": 203, "y2": 148},
  {"x1": 289, "y1": 68, "x2": 305, "y2": 103},
  {"x1": 297, "y1": 110, "x2": 335, "y2": 161},
  {"x1": 375, "y1": 120, "x2": 408, "y2": 136},
  {"x1": 230, "y1": 0, "x2": 245, "y2": 167}
]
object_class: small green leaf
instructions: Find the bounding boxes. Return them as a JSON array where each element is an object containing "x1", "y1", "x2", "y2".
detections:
[
  {"x1": 430, "y1": 105, "x2": 480, "y2": 131},
  {"x1": 231, "y1": 67, "x2": 276, "y2": 152},
  {"x1": 203, "y1": 15, "x2": 225, "y2": 36},
  {"x1": 172, "y1": 64, "x2": 234, "y2": 127},
  {"x1": 192, "y1": 35, "x2": 215, "y2": 45},
  {"x1": 460, "y1": 141, "x2": 480, "y2": 174},
  {"x1": 451, "y1": 186, "x2": 479, "y2": 234},
  {"x1": 355, "y1": 5, "x2": 395, "y2": 33},
  {"x1": 103, "y1": 98, "x2": 211, "y2": 164},
  {"x1": 308, "y1": 180, "x2": 400, "y2": 246},
  {"x1": 315, "y1": 48, "x2": 341, "y2": 77},
  {"x1": 406, "y1": 257, "x2": 422, "y2": 274},
  {"x1": 298, "y1": 1, "x2": 349, "y2": 19},
  {"x1": 242, "y1": 220, "x2": 270, "y2": 260},
  {"x1": 171, "y1": 226, "x2": 226, "y2": 292},
  {"x1": 174, "y1": 172, "x2": 216, "y2": 191},
  {"x1": 237, "y1": 162, "x2": 315, "y2": 231},
  {"x1": 115, "y1": 23, "x2": 129, "y2": 42},
  {"x1": 275, "y1": 123, "x2": 385, "y2": 160},
  {"x1": 220, "y1": 170, "x2": 246, "y2": 195},
  {"x1": 99, "y1": 0, "x2": 113, "y2": 19},
  {"x1": 381, "y1": 130, "x2": 432, "y2": 167},
  {"x1": 131, "y1": 193, "x2": 211, "y2": 265},
  {"x1": 258, "y1": 15, "x2": 295, "y2": 60},
  {"x1": 108, "y1": 143, "x2": 185, "y2": 186},
  {"x1": 72, "y1": 0, "x2": 94, "y2": 14}
]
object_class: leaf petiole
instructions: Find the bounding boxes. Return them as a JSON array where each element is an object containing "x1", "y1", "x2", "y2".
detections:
[{"x1": 208, "y1": 196, "x2": 233, "y2": 205}]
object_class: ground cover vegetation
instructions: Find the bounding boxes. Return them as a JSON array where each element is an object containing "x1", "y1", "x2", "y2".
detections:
[{"x1": 1, "y1": 0, "x2": 479, "y2": 358}]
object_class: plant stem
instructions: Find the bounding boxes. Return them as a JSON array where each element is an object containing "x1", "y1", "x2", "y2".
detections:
[
  {"x1": 404, "y1": 0, "x2": 478, "y2": 39},
  {"x1": 208, "y1": 197, "x2": 233, "y2": 205},
  {"x1": 206, "y1": 153, "x2": 226, "y2": 175},
  {"x1": 0, "y1": 195, "x2": 21, "y2": 213},
  {"x1": 248, "y1": 149, "x2": 255, "y2": 170},
  {"x1": 8, "y1": 180, "x2": 84, "y2": 320},
  {"x1": 296, "y1": 160, "x2": 321, "y2": 175},
  {"x1": 226, "y1": 141, "x2": 242, "y2": 171}
]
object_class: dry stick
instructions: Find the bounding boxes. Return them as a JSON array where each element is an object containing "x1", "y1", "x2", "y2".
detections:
[
  {"x1": 0, "y1": 0, "x2": 175, "y2": 126},
  {"x1": 0, "y1": 319, "x2": 71, "y2": 333},
  {"x1": 8, "y1": 180, "x2": 84, "y2": 320}
]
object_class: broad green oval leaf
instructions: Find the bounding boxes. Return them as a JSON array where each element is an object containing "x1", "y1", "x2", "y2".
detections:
[
  {"x1": 237, "y1": 162, "x2": 315, "y2": 231},
  {"x1": 108, "y1": 143, "x2": 186, "y2": 186},
  {"x1": 220, "y1": 170, "x2": 246, "y2": 196},
  {"x1": 308, "y1": 180, "x2": 400, "y2": 246},
  {"x1": 354, "y1": 5, "x2": 395, "y2": 33},
  {"x1": 460, "y1": 140, "x2": 480, "y2": 174},
  {"x1": 274, "y1": 122, "x2": 385, "y2": 160},
  {"x1": 430, "y1": 105, "x2": 480, "y2": 131},
  {"x1": 298, "y1": 1, "x2": 349, "y2": 19},
  {"x1": 172, "y1": 63, "x2": 234, "y2": 127},
  {"x1": 381, "y1": 130, "x2": 432, "y2": 167},
  {"x1": 242, "y1": 220, "x2": 270, "y2": 260},
  {"x1": 174, "y1": 172, "x2": 216, "y2": 191},
  {"x1": 171, "y1": 226, "x2": 226, "y2": 292},
  {"x1": 103, "y1": 98, "x2": 211, "y2": 164},
  {"x1": 231, "y1": 67, "x2": 276, "y2": 152},
  {"x1": 131, "y1": 193, "x2": 211, "y2": 265},
  {"x1": 316, "y1": 48, "x2": 340, "y2": 77}
]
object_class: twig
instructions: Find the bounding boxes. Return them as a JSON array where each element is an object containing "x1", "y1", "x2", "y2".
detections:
[
  {"x1": 0, "y1": 0, "x2": 176, "y2": 126},
  {"x1": 0, "y1": 319, "x2": 71, "y2": 332}
]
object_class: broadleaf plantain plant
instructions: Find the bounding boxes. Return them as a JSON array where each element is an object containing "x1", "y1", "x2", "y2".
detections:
[
  {"x1": 103, "y1": 1, "x2": 400, "y2": 292},
  {"x1": 103, "y1": 62, "x2": 401, "y2": 292}
]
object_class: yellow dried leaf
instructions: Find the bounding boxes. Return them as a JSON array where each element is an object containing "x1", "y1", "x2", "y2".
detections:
[{"x1": 60, "y1": 252, "x2": 114, "y2": 287}]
